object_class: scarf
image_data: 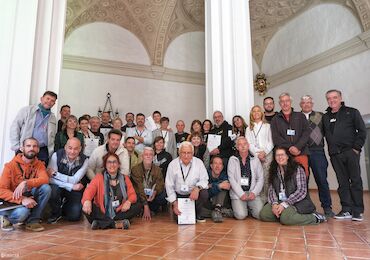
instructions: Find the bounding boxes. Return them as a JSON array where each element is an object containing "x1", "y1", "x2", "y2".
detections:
[
  {"x1": 103, "y1": 171, "x2": 127, "y2": 219},
  {"x1": 38, "y1": 104, "x2": 51, "y2": 118}
]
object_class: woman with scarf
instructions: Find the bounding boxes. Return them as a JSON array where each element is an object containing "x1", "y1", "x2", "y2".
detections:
[{"x1": 81, "y1": 152, "x2": 140, "y2": 229}]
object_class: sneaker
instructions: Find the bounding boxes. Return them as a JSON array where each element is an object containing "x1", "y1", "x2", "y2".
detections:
[
  {"x1": 211, "y1": 208, "x2": 223, "y2": 223},
  {"x1": 334, "y1": 211, "x2": 352, "y2": 219},
  {"x1": 196, "y1": 217, "x2": 206, "y2": 223},
  {"x1": 221, "y1": 207, "x2": 234, "y2": 218},
  {"x1": 122, "y1": 219, "x2": 130, "y2": 230},
  {"x1": 25, "y1": 223, "x2": 45, "y2": 232},
  {"x1": 313, "y1": 212, "x2": 327, "y2": 223},
  {"x1": 352, "y1": 213, "x2": 364, "y2": 222},
  {"x1": 47, "y1": 215, "x2": 62, "y2": 224},
  {"x1": 324, "y1": 208, "x2": 335, "y2": 218},
  {"x1": 1, "y1": 216, "x2": 14, "y2": 231},
  {"x1": 91, "y1": 220, "x2": 99, "y2": 230}
]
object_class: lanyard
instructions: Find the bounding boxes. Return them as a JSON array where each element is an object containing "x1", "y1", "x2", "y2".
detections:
[
  {"x1": 142, "y1": 164, "x2": 152, "y2": 186},
  {"x1": 252, "y1": 123, "x2": 263, "y2": 139},
  {"x1": 277, "y1": 168, "x2": 286, "y2": 190},
  {"x1": 179, "y1": 162, "x2": 192, "y2": 182},
  {"x1": 161, "y1": 130, "x2": 168, "y2": 140},
  {"x1": 135, "y1": 127, "x2": 144, "y2": 137}
]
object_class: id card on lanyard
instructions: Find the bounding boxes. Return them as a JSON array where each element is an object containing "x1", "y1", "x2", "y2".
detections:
[
  {"x1": 180, "y1": 162, "x2": 191, "y2": 193},
  {"x1": 277, "y1": 170, "x2": 287, "y2": 201}
]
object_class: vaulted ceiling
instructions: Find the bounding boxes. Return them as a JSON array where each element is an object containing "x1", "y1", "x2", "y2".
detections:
[{"x1": 65, "y1": 0, "x2": 370, "y2": 67}]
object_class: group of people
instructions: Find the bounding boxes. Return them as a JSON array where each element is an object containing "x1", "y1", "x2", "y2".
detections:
[{"x1": 0, "y1": 88, "x2": 366, "y2": 232}]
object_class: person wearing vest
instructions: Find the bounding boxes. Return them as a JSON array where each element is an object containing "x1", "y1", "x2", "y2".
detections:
[
  {"x1": 47, "y1": 138, "x2": 88, "y2": 223},
  {"x1": 300, "y1": 95, "x2": 334, "y2": 218},
  {"x1": 130, "y1": 147, "x2": 166, "y2": 221},
  {"x1": 260, "y1": 147, "x2": 326, "y2": 225},
  {"x1": 228, "y1": 137, "x2": 264, "y2": 220}
]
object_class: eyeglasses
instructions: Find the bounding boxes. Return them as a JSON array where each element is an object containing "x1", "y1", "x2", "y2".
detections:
[
  {"x1": 275, "y1": 154, "x2": 287, "y2": 157},
  {"x1": 106, "y1": 160, "x2": 118, "y2": 165}
]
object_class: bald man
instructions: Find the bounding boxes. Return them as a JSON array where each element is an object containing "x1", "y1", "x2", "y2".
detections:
[{"x1": 47, "y1": 137, "x2": 88, "y2": 223}]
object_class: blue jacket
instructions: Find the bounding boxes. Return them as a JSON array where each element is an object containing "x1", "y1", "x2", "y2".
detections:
[{"x1": 207, "y1": 169, "x2": 228, "y2": 198}]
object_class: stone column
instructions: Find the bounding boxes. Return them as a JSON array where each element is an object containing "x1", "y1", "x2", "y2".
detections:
[
  {"x1": 0, "y1": 0, "x2": 66, "y2": 169},
  {"x1": 205, "y1": 0, "x2": 254, "y2": 122}
]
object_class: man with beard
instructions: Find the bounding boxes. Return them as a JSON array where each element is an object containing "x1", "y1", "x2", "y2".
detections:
[
  {"x1": 121, "y1": 112, "x2": 136, "y2": 132},
  {"x1": 263, "y1": 97, "x2": 278, "y2": 123},
  {"x1": 209, "y1": 111, "x2": 234, "y2": 167},
  {"x1": 126, "y1": 113, "x2": 153, "y2": 153},
  {"x1": 10, "y1": 91, "x2": 58, "y2": 165},
  {"x1": 0, "y1": 138, "x2": 51, "y2": 232}
]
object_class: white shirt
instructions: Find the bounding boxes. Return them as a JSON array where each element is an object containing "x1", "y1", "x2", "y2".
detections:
[
  {"x1": 125, "y1": 127, "x2": 153, "y2": 153},
  {"x1": 246, "y1": 121, "x2": 274, "y2": 156},
  {"x1": 165, "y1": 157, "x2": 209, "y2": 203}
]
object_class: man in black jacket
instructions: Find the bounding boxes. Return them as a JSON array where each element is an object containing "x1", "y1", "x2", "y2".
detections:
[
  {"x1": 209, "y1": 111, "x2": 233, "y2": 168},
  {"x1": 322, "y1": 89, "x2": 367, "y2": 221}
]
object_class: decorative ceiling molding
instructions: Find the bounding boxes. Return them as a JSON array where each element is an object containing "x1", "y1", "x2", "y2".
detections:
[
  {"x1": 63, "y1": 54, "x2": 205, "y2": 85},
  {"x1": 268, "y1": 30, "x2": 370, "y2": 87},
  {"x1": 65, "y1": 0, "x2": 370, "y2": 71},
  {"x1": 65, "y1": 0, "x2": 204, "y2": 67}
]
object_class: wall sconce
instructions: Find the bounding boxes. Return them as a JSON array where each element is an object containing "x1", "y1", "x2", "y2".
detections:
[{"x1": 254, "y1": 72, "x2": 270, "y2": 96}]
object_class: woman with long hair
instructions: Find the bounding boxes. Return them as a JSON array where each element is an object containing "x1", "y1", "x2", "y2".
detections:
[
  {"x1": 81, "y1": 152, "x2": 141, "y2": 229},
  {"x1": 259, "y1": 147, "x2": 326, "y2": 225},
  {"x1": 190, "y1": 132, "x2": 210, "y2": 169},
  {"x1": 245, "y1": 105, "x2": 274, "y2": 202},
  {"x1": 187, "y1": 119, "x2": 203, "y2": 141},
  {"x1": 153, "y1": 136, "x2": 173, "y2": 178},
  {"x1": 232, "y1": 115, "x2": 248, "y2": 137},
  {"x1": 202, "y1": 119, "x2": 213, "y2": 143}
]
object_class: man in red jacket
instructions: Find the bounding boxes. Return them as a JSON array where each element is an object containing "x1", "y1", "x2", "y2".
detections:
[{"x1": 0, "y1": 138, "x2": 51, "y2": 232}]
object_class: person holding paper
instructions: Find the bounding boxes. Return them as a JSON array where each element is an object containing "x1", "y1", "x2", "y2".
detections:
[
  {"x1": 130, "y1": 147, "x2": 166, "y2": 221},
  {"x1": 47, "y1": 138, "x2": 88, "y2": 224},
  {"x1": 228, "y1": 137, "x2": 264, "y2": 220},
  {"x1": 165, "y1": 141, "x2": 209, "y2": 223},
  {"x1": 208, "y1": 111, "x2": 234, "y2": 167},
  {"x1": 126, "y1": 113, "x2": 153, "y2": 153},
  {"x1": 0, "y1": 138, "x2": 51, "y2": 232}
]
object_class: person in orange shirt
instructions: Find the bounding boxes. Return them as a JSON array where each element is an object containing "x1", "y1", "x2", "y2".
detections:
[
  {"x1": 0, "y1": 138, "x2": 51, "y2": 232},
  {"x1": 81, "y1": 152, "x2": 140, "y2": 230}
]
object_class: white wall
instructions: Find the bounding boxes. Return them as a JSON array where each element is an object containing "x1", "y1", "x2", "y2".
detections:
[
  {"x1": 60, "y1": 22, "x2": 206, "y2": 131},
  {"x1": 262, "y1": 3, "x2": 362, "y2": 75}
]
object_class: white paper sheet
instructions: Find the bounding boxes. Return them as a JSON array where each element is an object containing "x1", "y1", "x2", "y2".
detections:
[
  {"x1": 145, "y1": 116, "x2": 157, "y2": 131},
  {"x1": 207, "y1": 134, "x2": 221, "y2": 152},
  {"x1": 84, "y1": 138, "x2": 99, "y2": 157},
  {"x1": 177, "y1": 198, "x2": 196, "y2": 225}
]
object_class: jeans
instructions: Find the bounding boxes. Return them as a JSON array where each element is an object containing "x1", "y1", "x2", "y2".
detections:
[
  {"x1": 148, "y1": 191, "x2": 167, "y2": 213},
  {"x1": 202, "y1": 190, "x2": 231, "y2": 218},
  {"x1": 330, "y1": 149, "x2": 364, "y2": 214},
  {"x1": 0, "y1": 184, "x2": 51, "y2": 224},
  {"x1": 309, "y1": 150, "x2": 332, "y2": 209},
  {"x1": 231, "y1": 195, "x2": 264, "y2": 220},
  {"x1": 49, "y1": 184, "x2": 83, "y2": 221}
]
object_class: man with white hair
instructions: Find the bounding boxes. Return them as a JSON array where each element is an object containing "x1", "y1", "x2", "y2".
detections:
[
  {"x1": 130, "y1": 147, "x2": 166, "y2": 221},
  {"x1": 300, "y1": 95, "x2": 334, "y2": 218},
  {"x1": 271, "y1": 92, "x2": 311, "y2": 176},
  {"x1": 165, "y1": 141, "x2": 209, "y2": 222}
]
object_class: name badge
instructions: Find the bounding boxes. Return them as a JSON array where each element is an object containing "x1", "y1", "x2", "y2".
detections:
[
  {"x1": 112, "y1": 200, "x2": 120, "y2": 208},
  {"x1": 180, "y1": 184, "x2": 189, "y2": 193},
  {"x1": 144, "y1": 188, "x2": 153, "y2": 196},
  {"x1": 278, "y1": 191, "x2": 287, "y2": 201},
  {"x1": 287, "y1": 129, "x2": 295, "y2": 136},
  {"x1": 228, "y1": 130, "x2": 233, "y2": 137},
  {"x1": 330, "y1": 118, "x2": 336, "y2": 123},
  {"x1": 240, "y1": 177, "x2": 249, "y2": 186}
]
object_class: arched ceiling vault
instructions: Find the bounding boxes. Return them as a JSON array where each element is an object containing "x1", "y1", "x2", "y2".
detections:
[{"x1": 65, "y1": 0, "x2": 370, "y2": 67}]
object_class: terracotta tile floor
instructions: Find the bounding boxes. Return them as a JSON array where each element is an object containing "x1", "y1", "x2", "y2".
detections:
[{"x1": 1, "y1": 190, "x2": 370, "y2": 259}]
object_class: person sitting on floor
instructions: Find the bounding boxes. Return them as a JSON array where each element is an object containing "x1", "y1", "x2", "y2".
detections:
[
  {"x1": 47, "y1": 138, "x2": 88, "y2": 224},
  {"x1": 130, "y1": 147, "x2": 167, "y2": 221},
  {"x1": 81, "y1": 152, "x2": 140, "y2": 230},
  {"x1": 202, "y1": 156, "x2": 233, "y2": 223},
  {"x1": 259, "y1": 147, "x2": 326, "y2": 225},
  {"x1": 0, "y1": 138, "x2": 51, "y2": 232}
]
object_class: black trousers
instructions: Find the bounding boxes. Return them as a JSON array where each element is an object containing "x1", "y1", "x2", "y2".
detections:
[
  {"x1": 330, "y1": 149, "x2": 364, "y2": 214},
  {"x1": 84, "y1": 203, "x2": 141, "y2": 229},
  {"x1": 176, "y1": 189, "x2": 208, "y2": 218},
  {"x1": 49, "y1": 184, "x2": 83, "y2": 221}
]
